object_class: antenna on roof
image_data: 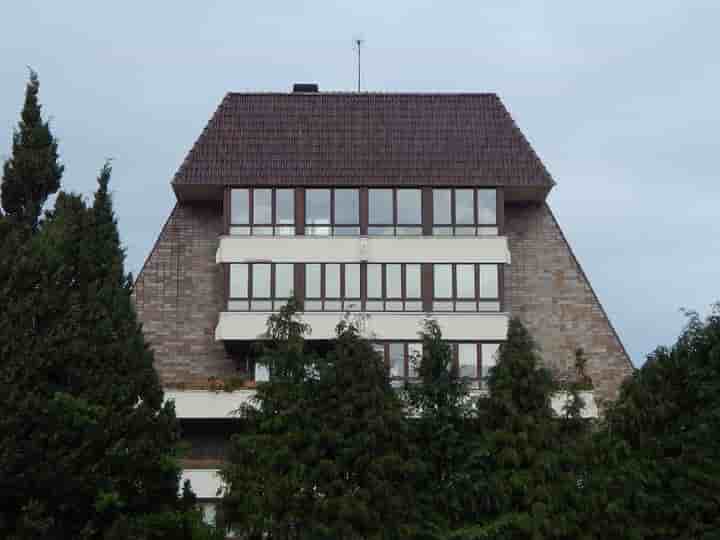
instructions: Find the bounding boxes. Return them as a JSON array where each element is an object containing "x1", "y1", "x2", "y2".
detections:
[{"x1": 354, "y1": 36, "x2": 364, "y2": 92}]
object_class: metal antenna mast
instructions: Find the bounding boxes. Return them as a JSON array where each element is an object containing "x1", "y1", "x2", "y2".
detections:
[{"x1": 355, "y1": 38, "x2": 363, "y2": 92}]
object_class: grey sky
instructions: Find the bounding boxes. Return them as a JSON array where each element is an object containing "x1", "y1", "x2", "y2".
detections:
[{"x1": 2, "y1": 1, "x2": 718, "y2": 366}]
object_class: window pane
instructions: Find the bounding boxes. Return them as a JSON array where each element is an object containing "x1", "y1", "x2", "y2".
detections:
[
  {"x1": 459, "y1": 343, "x2": 478, "y2": 378},
  {"x1": 478, "y1": 189, "x2": 497, "y2": 225},
  {"x1": 275, "y1": 264, "x2": 293, "y2": 298},
  {"x1": 367, "y1": 264, "x2": 382, "y2": 298},
  {"x1": 434, "y1": 264, "x2": 453, "y2": 298},
  {"x1": 433, "y1": 189, "x2": 452, "y2": 224},
  {"x1": 252, "y1": 264, "x2": 271, "y2": 298},
  {"x1": 373, "y1": 344, "x2": 386, "y2": 365},
  {"x1": 482, "y1": 343, "x2": 500, "y2": 379},
  {"x1": 345, "y1": 264, "x2": 360, "y2": 298},
  {"x1": 389, "y1": 343, "x2": 404, "y2": 378},
  {"x1": 479, "y1": 265, "x2": 499, "y2": 298},
  {"x1": 456, "y1": 189, "x2": 474, "y2": 224},
  {"x1": 335, "y1": 189, "x2": 359, "y2": 225},
  {"x1": 253, "y1": 189, "x2": 272, "y2": 224},
  {"x1": 369, "y1": 189, "x2": 393, "y2": 224},
  {"x1": 306, "y1": 264, "x2": 321, "y2": 298},
  {"x1": 306, "y1": 189, "x2": 331, "y2": 226},
  {"x1": 408, "y1": 342, "x2": 422, "y2": 378},
  {"x1": 277, "y1": 189, "x2": 294, "y2": 225},
  {"x1": 368, "y1": 226, "x2": 394, "y2": 236},
  {"x1": 231, "y1": 189, "x2": 249, "y2": 224},
  {"x1": 386, "y1": 264, "x2": 402, "y2": 298},
  {"x1": 397, "y1": 189, "x2": 421, "y2": 224},
  {"x1": 229, "y1": 264, "x2": 248, "y2": 297},
  {"x1": 325, "y1": 264, "x2": 341, "y2": 298},
  {"x1": 406, "y1": 264, "x2": 421, "y2": 298},
  {"x1": 457, "y1": 264, "x2": 476, "y2": 298}
]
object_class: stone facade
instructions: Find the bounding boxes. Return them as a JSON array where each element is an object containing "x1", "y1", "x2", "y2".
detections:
[
  {"x1": 133, "y1": 202, "x2": 236, "y2": 386},
  {"x1": 504, "y1": 202, "x2": 633, "y2": 405}
]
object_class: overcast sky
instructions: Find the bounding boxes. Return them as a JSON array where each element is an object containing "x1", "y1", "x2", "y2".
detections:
[{"x1": 1, "y1": 1, "x2": 718, "y2": 366}]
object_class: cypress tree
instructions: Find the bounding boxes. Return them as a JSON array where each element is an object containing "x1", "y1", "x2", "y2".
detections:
[
  {"x1": 1, "y1": 69, "x2": 63, "y2": 229},
  {"x1": 0, "y1": 165, "x2": 211, "y2": 539}
]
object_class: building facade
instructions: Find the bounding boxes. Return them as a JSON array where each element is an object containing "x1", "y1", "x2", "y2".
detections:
[{"x1": 132, "y1": 87, "x2": 633, "y2": 522}]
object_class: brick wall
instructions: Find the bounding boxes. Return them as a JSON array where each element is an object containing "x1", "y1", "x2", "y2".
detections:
[
  {"x1": 504, "y1": 202, "x2": 634, "y2": 405},
  {"x1": 133, "y1": 202, "x2": 236, "y2": 386}
]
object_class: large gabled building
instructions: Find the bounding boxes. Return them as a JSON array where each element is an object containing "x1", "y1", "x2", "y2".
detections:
[{"x1": 132, "y1": 85, "x2": 633, "y2": 523}]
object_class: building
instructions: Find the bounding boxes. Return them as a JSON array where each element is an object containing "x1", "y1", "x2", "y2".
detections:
[{"x1": 132, "y1": 85, "x2": 633, "y2": 523}]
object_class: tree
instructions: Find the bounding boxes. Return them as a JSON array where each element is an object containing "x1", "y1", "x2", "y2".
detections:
[
  {"x1": 585, "y1": 306, "x2": 720, "y2": 539},
  {"x1": 0, "y1": 165, "x2": 210, "y2": 539},
  {"x1": 222, "y1": 307, "x2": 421, "y2": 539},
  {"x1": 452, "y1": 318, "x2": 590, "y2": 540},
  {"x1": 1, "y1": 69, "x2": 63, "y2": 229}
]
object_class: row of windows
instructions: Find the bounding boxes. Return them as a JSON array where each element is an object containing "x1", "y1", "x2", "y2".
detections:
[
  {"x1": 229, "y1": 187, "x2": 498, "y2": 236},
  {"x1": 228, "y1": 263, "x2": 500, "y2": 312},
  {"x1": 373, "y1": 341, "x2": 500, "y2": 381}
]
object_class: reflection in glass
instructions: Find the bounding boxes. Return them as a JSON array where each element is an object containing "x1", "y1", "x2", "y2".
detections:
[
  {"x1": 230, "y1": 264, "x2": 248, "y2": 297},
  {"x1": 408, "y1": 342, "x2": 422, "y2": 378},
  {"x1": 335, "y1": 189, "x2": 359, "y2": 225},
  {"x1": 397, "y1": 189, "x2": 421, "y2": 224},
  {"x1": 334, "y1": 226, "x2": 360, "y2": 236},
  {"x1": 253, "y1": 189, "x2": 272, "y2": 224},
  {"x1": 456, "y1": 189, "x2": 474, "y2": 224},
  {"x1": 389, "y1": 343, "x2": 404, "y2": 378},
  {"x1": 406, "y1": 264, "x2": 421, "y2": 298},
  {"x1": 306, "y1": 190, "x2": 331, "y2": 225},
  {"x1": 275, "y1": 264, "x2": 293, "y2": 298},
  {"x1": 433, "y1": 189, "x2": 452, "y2": 224},
  {"x1": 345, "y1": 264, "x2": 360, "y2": 298},
  {"x1": 395, "y1": 226, "x2": 423, "y2": 236},
  {"x1": 477, "y1": 189, "x2": 497, "y2": 225},
  {"x1": 325, "y1": 264, "x2": 341, "y2": 298},
  {"x1": 277, "y1": 189, "x2": 294, "y2": 225},
  {"x1": 482, "y1": 343, "x2": 500, "y2": 379},
  {"x1": 386, "y1": 264, "x2": 402, "y2": 298},
  {"x1": 433, "y1": 264, "x2": 453, "y2": 298},
  {"x1": 459, "y1": 343, "x2": 477, "y2": 378},
  {"x1": 306, "y1": 264, "x2": 322, "y2": 298},
  {"x1": 457, "y1": 264, "x2": 476, "y2": 298},
  {"x1": 368, "y1": 226, "x2": 394, "y2": 236},
  {"x1": 252, "y1": 264, "x2": 271, "y2": 298},
  {"x1": 369, "y1": 189, "x2": 393, "y2": 224},
  {"x1": 479, "y1": 265, "x2": 499, "y2": 298},
  {"x1": 231, "y1": 189, "x2": 249, "y2": 224},
  {"x1": 367, "y1": 264, "x2": 382, "y2": 298}
]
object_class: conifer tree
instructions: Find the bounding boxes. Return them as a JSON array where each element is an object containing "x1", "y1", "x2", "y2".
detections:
[
  {"x1": 222, "y1": 307, "x2": 421, "y2": 539},
  {"x1": 585, "y1": 306, "x2": 720, "y2": 539},
  {"x1": 1, "y1": 70, "x2": 63, "y2": 229},
  {"x1": 0, "y1": 165, "x2": 211, "y2": 539}
]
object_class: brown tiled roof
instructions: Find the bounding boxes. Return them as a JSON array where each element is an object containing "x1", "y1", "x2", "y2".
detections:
[{"x1": 172, "y1": 93, "x2": 555, "y2": 190}]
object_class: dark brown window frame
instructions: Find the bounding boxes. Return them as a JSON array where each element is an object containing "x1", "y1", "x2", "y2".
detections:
[
  {"x1": 431, "y1": 263, "x2": 501, "y2": 312},
  {"x1": 230, "y1": 188, "x2": 296, "y2": 236},
  {"x1": 228, "y1": 262, "x2": 295, "y2": 311},
  {"x1": 367, "y1": 188, "x2": 423, "y2": 236},
  {"x1": 365, "y1": 263, "x2": 423, "y2": 312},
  {"x1": 304, "y1": 262, "x2": 362, "y2": 311},
  {"x1": 304, "y1": 188, "x2": 361, "y2": 236},
  {"x1": 432, "y1": 187, "x2": 499, "y2": 236}
]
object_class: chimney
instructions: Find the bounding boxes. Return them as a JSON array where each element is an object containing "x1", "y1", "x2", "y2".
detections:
[{"x1": 292, "y1": 83, "x2": 319, "y2": 93}]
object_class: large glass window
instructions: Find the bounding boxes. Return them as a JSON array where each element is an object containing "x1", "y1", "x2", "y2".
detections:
[
  {"x1": 433, "y1": 188, "x2": 497, "y2": 236},
  {"x1": 305, "y1": 189, "x2": 360, "y2": 236},
  {"x1": 228, "y1": 263, "x2": 294, "y2": 311},
  {"x1": 433, "y1": 264, "x2": 500, "y2": 312},
  {"x1": 374, "y1": 342, "x2": 422, "y2": 381},
  {"x1": 458, "y1": 343, "x2": 478, "y2": 378},
  {"x1": 230, "y1": 188, "x2": 295, "y2": 236},
  {"x1": 369, "y1": 188, "x2": 422, "y2": 236},
  {"x1": 481, "y1": 343, "x2": 500, "y2": 382},
  {"x1": 365, "y1": 263, "x2": 422, "y2": 311},
  {"x1": 304, "y1": 263, "x2": 361, "y2": 311}
]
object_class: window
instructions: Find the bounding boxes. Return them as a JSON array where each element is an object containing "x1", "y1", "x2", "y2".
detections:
[
  {"x1": 433, "y1": 264, "x2": 500, "y2": 311},
  {"x1": 305, "y1": 189, "x2": 360, "y2": 236},
  {"x1": 304, "y1": 263, "x2": 361, "y2": 311},
  {"x1": 433, "y1": 188, "x2": 497, "y2": 236},
  {"x1": 458, "y1": 343, "x2": 478, "y2": 378},
  {"x1": 442, "y1": 342, "x2": 501, "y2": 384},
  {"x1": 230, "y1": 188, "x2": 295, "y2": 235},
  {"x1": 228, "y1": 263, "x2": 294, "y2": 311},
  {"x1": 368, "y1": 188, "x2": 422, "y2": 235},
  {"x1": 481, "y1": 343, "x2": 500, "y2": 382},
  {"x1": 374, "y1": 342, "x2": 422, "y2": 380},
  {"x1": 365, "y1": 263, "x2": 422, "y2": 311}
]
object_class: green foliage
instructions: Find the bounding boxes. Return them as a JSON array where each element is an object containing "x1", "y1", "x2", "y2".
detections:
[
  {"x1": 222, "y1": 305, "x2": 421, "y2": 539},
  {"x1": 0, "y1": 165, "x2": 205, "y2": 538},
  {"x1": 1, "y1": 69, "x2": 63, "y2": 229},
  {"x1": 585, "y1": 306, "x2": 720, "y2": 539}
]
